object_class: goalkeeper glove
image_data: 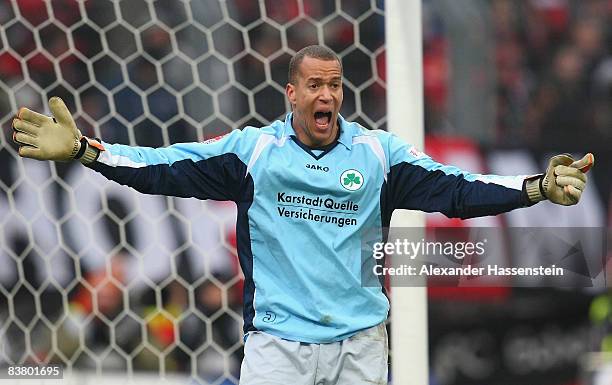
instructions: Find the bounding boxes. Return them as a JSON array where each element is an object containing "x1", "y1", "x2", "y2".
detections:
[
  {"x1": 12, "y1": 97, "x2": 103, "y2": 163},
  {"x1": 525, "y1": 153, "x2": 594, "y2": 206}
]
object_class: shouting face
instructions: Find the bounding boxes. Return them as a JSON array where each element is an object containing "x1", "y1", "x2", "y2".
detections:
[{"x1": 286, "y1": 56, "x2": 343, "y2": 148}]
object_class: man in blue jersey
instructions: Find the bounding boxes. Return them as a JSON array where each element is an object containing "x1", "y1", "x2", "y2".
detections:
[{"x1": 12, "y1": 45, "x2": 592, "y2": 384}]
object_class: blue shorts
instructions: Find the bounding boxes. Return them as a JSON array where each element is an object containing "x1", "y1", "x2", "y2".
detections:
[{"x1": 239, "y1": 323, "x2": 388, "y2": 385}]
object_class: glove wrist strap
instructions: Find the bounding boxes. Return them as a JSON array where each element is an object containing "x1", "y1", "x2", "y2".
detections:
[
  {"x1": 525, "y1": 175, "x2": 546, "y2": 203},
  {"x1": 73, "y1": 137, "x2": 88, "y2": 159},
  {"x1": 74, "y1": 136, "x2": 104, "y2": 164},
  {"x1": 79, "y1": 144, "x2": 100, "y2": 164}
]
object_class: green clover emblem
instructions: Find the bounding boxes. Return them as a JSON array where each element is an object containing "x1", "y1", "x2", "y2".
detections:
[
  {"x1": 343, "y1": 173, "x2": 361, "y2": 187},
  {"x1": 340, "y1": 169, "x2": 364, "y2": 191}
]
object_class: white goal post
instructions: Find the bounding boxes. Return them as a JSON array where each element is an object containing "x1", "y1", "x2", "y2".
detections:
[{"x1": 386, "y1": 1, "x2": 428, "y2": 385}]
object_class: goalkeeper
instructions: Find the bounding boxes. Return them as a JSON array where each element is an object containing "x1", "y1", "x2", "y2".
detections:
[{"x1": 12, "y1": 45, "x2": 593, "y2": 385}]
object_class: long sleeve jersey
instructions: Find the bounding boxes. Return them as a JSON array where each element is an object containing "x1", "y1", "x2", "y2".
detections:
[{"x1": 87, "y1": 113, "x2": 532, "y2": 343}]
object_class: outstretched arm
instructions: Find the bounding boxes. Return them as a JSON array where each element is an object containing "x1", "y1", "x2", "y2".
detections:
[
  {"x1": 12, "y1": 97, "x2": 251, "y2": 201},
  {"x1": 384, "y1": 134, "x2": 593, "y2": 219}
]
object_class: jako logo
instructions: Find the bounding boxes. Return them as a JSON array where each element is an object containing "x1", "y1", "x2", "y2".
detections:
[
  {"x1": 306, "y1": 164, "x2": 329, "y2": 172},
  {"x1": 340, "y1": 169, "x2": 364, "y2": 191}
]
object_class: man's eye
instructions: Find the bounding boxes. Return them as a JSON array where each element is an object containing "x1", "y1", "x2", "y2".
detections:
[
  {"x1": 331, "y1": 83, "x2": 340, "y2": 89},
  {"x1": 309, "y1": 84, "x2": 318, "y2": 89}
]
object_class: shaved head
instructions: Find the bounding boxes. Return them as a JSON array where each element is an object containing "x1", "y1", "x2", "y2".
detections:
[{"x1": 288, "y1": 45, "x2": 342, "y2": 85}]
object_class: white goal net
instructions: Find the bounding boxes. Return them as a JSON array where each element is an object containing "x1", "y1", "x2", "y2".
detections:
[{"x1": 0, "y1": 0, "x2": 387, "y2": 383}]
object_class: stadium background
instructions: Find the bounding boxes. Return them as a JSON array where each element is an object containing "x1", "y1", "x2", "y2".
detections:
[{"x1": 0, "y1": 0, "x2": 610, "y2": 384}]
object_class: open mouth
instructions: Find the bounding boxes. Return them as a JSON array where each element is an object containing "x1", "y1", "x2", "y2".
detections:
[{"x1": 314, "y1": 111, "x2": 332, "y2": 129}]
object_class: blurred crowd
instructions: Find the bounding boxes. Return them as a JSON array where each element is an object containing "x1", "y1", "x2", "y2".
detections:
[
  {"x1": 494, "y1": 0, "x2": 611, "y2": 151},
  {"x1": 421, "y1": 0, "x2": 611, "y2": 215},
  {"x1": 423, "y1": 0, "x2": 611, "y2": 149},
  {"x1": 0, "y1": 0, "x2": 610, "y2": 383}
]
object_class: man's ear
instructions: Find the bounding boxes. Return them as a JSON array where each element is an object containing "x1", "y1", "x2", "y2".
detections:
[{"x1": 286, "y1": 83, "x2": 296, "y2": 107}]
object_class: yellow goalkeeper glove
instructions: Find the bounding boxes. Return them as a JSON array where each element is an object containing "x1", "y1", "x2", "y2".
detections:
[
  {"x1": 12, "y1": 97, "x2": 103, "y2": 163},
  {"x1": 525, "y1": 153, "x2": 594, "y2": 206}
]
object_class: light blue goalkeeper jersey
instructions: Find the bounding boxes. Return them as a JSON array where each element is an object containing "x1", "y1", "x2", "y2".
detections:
[{"x1": 88, "y1": 114, "x2": 531, "y2": 343}]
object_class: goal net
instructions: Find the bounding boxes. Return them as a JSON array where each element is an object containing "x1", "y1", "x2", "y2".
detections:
[{"x1": 0, "y1": 0, "x2": 387, "y2": 383}]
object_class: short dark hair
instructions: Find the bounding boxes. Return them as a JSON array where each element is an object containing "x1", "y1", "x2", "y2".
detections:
[{"x1": 288, "y1": 45, "x2": 342, "y2": 85}]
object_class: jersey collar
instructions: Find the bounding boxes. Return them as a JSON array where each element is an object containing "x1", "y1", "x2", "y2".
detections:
[{"x1": 283, "y1": 113, "x2": 353, "y2": 150}]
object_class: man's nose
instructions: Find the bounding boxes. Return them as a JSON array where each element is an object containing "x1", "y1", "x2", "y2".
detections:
[{"x1": 318, "y1": 86, "x2": 332, "y2": 102}]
